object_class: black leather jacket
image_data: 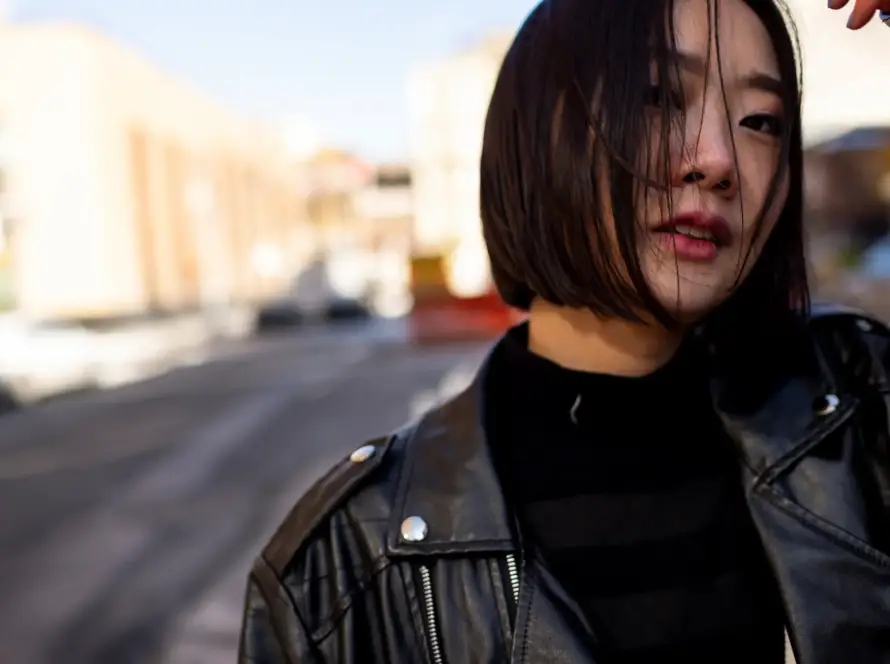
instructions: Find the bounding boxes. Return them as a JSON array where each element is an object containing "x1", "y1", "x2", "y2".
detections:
[{"x1": 239, "y1": 304, "x2": 890, "y2": 664}]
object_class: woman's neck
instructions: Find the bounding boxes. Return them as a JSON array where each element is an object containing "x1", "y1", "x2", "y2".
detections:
[{"x1": 527, "y1": 299, "x2": 686, "y2": 377}]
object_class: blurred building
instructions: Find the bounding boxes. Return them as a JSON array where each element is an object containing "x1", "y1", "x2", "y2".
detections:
[
  {"x1": 292, "y1": 151, "x2": 415, "y2": 317},
  {"x1": 0, "y1": 22, "x2": 305, "y2": 320},
  {"x1": 296, "y1": 148, "x2": 374, "y2": 254},
  {"x1": 354, "y1": 163, "x2": 414, "y2": 317},
  {"x1": 804, "y1": 126, "x2": 890, "y2": 285},
  {"x1": 786, "y1": 0, "x2": 890, "y2": 148},
  {"x1": 406, "y1": 32, "x2": 513, "y2": 299},
  {"x1": 806, "y1": 128, "x2": 890, "y2": 226},
  {"x1": 353, "y1": 164, "x2": 413, "y2": 251},
  {"x1": 404, "y1": 33, "x2": 523, "y2": 343}
]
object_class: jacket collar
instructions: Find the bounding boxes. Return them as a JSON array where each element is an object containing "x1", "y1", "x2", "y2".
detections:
[
  {"x1": 386, "y1": 342, "x2": 515, "y2": 556},
  {"x1": 709, "y1": 307, "x2": 861, "y2": 485},
  {"x1": 711, "y1": 368, "x2": 857, "y2": 486},
  {"x1": 385, "y1": 309, "x2": 860, "y2": 557}
]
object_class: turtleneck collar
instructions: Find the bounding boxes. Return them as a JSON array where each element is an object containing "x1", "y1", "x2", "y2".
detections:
[{"x1": 493, "y1": 322, "x2": 707, "y2": 429}]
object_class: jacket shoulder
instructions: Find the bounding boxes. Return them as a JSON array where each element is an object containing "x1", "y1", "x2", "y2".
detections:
[
  {"x1": 260, "y1": 424, "x2": 411, "y2": 576},
  {"x1": 808, "y1": 302, "x2": 890, "y2": 389},
  {"x1": 808, "y1": 301, "x2": 890, "y2": 345},
  {"x1": 242, "y1": 424, "x2": 418, "y2": 655},
  {"x1": 809, "y1": 301, "x2": 887, "y2": 332}
]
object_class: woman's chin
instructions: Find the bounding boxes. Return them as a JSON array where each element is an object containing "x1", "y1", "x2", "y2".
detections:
[{"x1": 649, "y1": 281, "x2": 730, "y2": 324}]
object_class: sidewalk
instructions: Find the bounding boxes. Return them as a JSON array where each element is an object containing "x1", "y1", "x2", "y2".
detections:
[{"x1": 79, "y1": 307, "x2": 255, "y2": 392}]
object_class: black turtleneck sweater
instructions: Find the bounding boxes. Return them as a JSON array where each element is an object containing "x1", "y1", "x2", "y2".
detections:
[{"x1": 485, "y1": 324, "x2": 786, "y2": 663}]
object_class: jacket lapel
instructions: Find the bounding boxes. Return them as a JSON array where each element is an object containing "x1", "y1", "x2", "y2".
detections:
[{"x1": 712, "y1": 328, "x2": 890, "y2": 664}]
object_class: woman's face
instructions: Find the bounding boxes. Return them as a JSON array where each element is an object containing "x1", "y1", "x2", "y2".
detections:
[{"x1": 634, "y1": 0, "x2": 789, "y2": 322}]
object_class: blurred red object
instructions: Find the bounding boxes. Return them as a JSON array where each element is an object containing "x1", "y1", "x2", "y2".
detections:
[{"x1": 409, "y1": 290, "x2": 524, "y2": 344}]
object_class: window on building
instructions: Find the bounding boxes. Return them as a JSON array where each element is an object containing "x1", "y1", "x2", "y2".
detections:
[{"x1": 376, "y1": 170, "x2": 411, "y2": 188}]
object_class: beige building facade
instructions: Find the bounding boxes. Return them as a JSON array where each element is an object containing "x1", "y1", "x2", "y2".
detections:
[{"x1": 0, "y1": 22, "x2": 305, "y2": 319}]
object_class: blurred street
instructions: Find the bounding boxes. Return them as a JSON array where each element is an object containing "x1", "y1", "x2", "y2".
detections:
[{"x1": 0, "y1": 323, "x2": 487, "y2": 664}]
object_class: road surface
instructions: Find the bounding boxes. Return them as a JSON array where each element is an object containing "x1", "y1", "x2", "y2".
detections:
[{"x1": 0, "y1": 324, "x2": 486, "y2": 664}]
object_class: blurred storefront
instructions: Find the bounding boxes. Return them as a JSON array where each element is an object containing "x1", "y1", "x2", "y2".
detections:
[{"x1": 0, "y1": 22, "x2": 306, "y2": 321}]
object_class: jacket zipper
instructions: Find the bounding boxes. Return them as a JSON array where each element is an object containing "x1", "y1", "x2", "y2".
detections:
[
  {"x1": 419, "y1": 564, "x2": 444, "y2": 664},
  {"x1": 505, "y1": 553, "x2": 520, "y2": 603},
  {"x1": 419, "y1": 556, "x2": 520, "y2": 664}
]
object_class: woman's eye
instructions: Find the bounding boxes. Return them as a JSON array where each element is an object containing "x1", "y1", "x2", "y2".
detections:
[
  {"x1": 740, "y1": 113, "x2": 783, "y2": 136},
  {"x1": 645, "y1": 85, "x2": 683, "y2": 110}
]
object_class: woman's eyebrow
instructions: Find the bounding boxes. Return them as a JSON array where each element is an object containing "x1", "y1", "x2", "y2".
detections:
[{"x1": 667, "y1": 49, "x2": 785, "y2": 97}]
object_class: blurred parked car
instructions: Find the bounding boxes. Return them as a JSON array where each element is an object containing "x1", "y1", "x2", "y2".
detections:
[
  {"x1": 255, "y1": 257, "x2": 371, "y2": 333},
  {"x1": 0, "y1": 314, "x2": 98, "y2": 403},
  {"x1": 255, "y1": 299, "x2": 305, "y2": 331}
]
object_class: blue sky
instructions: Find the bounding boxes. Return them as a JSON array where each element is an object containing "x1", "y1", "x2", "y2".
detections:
[{"x1": 11, "y1": 0, "x2": 537, "y2": 161}]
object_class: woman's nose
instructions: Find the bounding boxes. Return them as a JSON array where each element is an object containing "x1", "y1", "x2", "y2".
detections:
[
  {"x1": 674, "y1": 125, "x2": 738, "y2": 197},
  {"x1": 682, "y1": 169, "x2": 732, "y2": 192}
]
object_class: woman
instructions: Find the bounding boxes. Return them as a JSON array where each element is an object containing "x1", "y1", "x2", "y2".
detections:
[{"x1": 240, "y1": 1, "x2": 890, "y2": 662}]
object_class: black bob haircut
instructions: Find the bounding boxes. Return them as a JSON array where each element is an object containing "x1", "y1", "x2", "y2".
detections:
[{"x1": 480, "y1": 0, "x2": 808, "y2": 345}]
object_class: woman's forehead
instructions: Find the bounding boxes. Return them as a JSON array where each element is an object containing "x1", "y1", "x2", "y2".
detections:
[{"x1": 672, "y1": 0, "x2": 781, "y2": 78}]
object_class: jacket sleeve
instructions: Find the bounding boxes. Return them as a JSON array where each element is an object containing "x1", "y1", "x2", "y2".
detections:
[{"x1": 238, "y1": 555, "x2": 318, "y2": 664}]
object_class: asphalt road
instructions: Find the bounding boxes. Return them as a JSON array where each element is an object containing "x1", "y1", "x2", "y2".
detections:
[{"x1": 0, "y1": 323, "x2": 487, "y2": 664}]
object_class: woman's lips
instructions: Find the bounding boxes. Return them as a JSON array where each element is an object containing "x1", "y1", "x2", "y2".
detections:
[
  {"x1": 652, "y1": 212, "x2": 732, "y2": 263},
  {"x1": 654, "y1": 230, "x2": 720, "y2": 262}
]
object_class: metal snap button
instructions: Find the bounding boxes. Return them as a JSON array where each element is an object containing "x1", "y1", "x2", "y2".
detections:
[
  {"x1": 349, "y1": 445, "x2": 376, "y2": 463},
  {"x1": 400, "y1": 516, "x2": 429, "y2": 542},
  {"x1": 813, "y1": 394, "x2": 840, "y2": 416}
]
